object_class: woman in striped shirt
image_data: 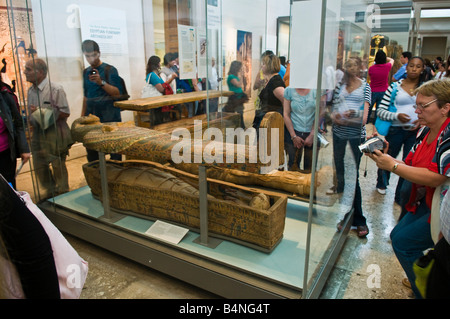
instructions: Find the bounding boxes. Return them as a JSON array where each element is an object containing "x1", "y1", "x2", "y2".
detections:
[
  {"x1": 329, "y1": 57, "x2": 371, "y2": 238},
  {"x1": 375, "y1": 56, "x2": 427, "y2": 199}
]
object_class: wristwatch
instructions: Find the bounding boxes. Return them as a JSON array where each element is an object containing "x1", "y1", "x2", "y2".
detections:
[{"x1": 101, "y1": 80, "x2": 106, "y2": 87}]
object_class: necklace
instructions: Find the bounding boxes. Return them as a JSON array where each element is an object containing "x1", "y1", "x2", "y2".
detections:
[{"x1": 402, "y1": 80, "x2": 417, "y2": 96}]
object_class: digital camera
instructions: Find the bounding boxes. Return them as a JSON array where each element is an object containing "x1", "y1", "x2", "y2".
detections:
[{"x1": 358, "y1": 136, "x2": 386, "y2": 153}]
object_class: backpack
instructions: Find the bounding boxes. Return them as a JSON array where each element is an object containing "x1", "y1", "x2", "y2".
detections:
[
  {"x1": 84, "y1": 65, "x2": 130, "y2": 101},
  {"x1": 104, "y1": 65, "x2": 130, "y2": 101}
]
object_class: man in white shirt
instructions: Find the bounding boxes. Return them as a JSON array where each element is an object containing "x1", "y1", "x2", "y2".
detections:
[{"x1": 24, "y1": 58, "x2": 73, "y2": 199}]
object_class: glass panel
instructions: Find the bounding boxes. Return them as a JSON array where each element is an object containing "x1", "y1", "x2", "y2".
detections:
[
  {"x1": 4, "y1": 0, "x2": 426, "y2": 298},
  {"x1": 300, "y1": 0, "x2": 372, "y2": 297}
]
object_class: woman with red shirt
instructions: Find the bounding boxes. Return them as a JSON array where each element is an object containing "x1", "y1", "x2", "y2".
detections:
[
  {"x1": 368, "y1": 50, "x2": 394, "y2": 124},
  {"x1": 368, "y1": 79, "x2": 450, "y2": 298}
]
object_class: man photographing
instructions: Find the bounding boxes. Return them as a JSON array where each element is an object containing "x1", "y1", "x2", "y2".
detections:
[{"x1": 81, "y1": 39, "x2": 124, "y2": 162}]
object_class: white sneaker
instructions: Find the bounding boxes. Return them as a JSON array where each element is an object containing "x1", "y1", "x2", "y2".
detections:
[{"x1": 377, "y1": 188, "x2": 386, "y2": 195}]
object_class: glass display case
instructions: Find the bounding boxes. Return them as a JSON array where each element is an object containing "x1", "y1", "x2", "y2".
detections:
[{"x1": 2, "y1": 0, "x2": 419, "y2": 298}]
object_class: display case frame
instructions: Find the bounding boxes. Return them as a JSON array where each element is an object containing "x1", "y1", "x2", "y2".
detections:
[{"x1": 3, "y1": 0, "x2": 383, "y2": 299}]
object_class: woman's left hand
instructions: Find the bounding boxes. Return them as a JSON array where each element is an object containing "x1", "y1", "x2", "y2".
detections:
[{"x1": 304, "y1": 133, "x2": 314, "y2": 147}]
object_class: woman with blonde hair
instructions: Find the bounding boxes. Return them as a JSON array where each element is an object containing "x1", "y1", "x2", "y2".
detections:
[{"x1": 252, "y1": 53, "x2": 285, "y2": 131}]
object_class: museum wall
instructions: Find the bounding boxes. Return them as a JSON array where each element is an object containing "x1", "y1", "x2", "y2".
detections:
[{"x1": 3, "y1": 0, "x2": 293, "y2": 126}]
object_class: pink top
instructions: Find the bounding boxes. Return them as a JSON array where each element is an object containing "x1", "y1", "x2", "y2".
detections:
[
  {"x1": 0, "y1": 116, "x2": 9, "y2": 152},
  {"x1": 368, "y1": 63, "x2": 392, "y2": 92}
]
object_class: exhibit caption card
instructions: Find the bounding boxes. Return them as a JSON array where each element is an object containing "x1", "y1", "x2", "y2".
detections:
[{"x1": 145, "y1": 220, "x2": 189, "y2": 245}]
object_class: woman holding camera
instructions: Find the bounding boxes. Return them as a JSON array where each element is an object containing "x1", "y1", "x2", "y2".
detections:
[
  {"x1": 375, "y1": 56, "x2": 427, "y2": 199},
  {"x1": 368, "y1": 79, "x2": 450, "y2": 298}
]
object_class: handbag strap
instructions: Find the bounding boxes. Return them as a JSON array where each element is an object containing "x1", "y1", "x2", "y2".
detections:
[
  {"x1": 389, "y1": 81, "x2": 399, "y2": 112},
  {"x1": 146, "y1": 72, "x2": 155, "y2": 85}
]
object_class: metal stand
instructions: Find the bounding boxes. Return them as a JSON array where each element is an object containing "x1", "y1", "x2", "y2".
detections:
[
  {"x1": 98, "y1": 152, "x2": 123, "y2": 223},
  {"x1": 193, "y1": 165, "x2": 222, "y2": 248}
]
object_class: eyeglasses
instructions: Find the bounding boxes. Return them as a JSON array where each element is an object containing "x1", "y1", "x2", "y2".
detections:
[{"x1": 414, "y1": 98, "x2": 438, "y2": 110}]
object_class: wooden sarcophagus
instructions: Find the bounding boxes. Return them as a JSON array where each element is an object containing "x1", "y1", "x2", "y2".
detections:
[{"x1": 83, "y1": 160, "x2": 287, "y2": 252}]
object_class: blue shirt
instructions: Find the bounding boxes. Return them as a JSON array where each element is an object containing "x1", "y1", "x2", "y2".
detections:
[
  {"x1": 284, "y1": 88, "x2": 317, "y2": 132},
  {"x1": 279, "y1": 64, "x2": 286, "y2": 79},
  {"x1": 146, "y1": 72, "x2": 164, "y2": 86},
  {"x1": 393, "y1": 63, "x2": 407, "y2": 81},
  {"x1": 83, "y1": 63, "x2": 122, "y2": 122}
]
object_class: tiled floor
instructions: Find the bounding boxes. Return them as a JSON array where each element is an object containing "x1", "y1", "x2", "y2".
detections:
[{"x1": 15, "y1": 123, "x2": 414, "y2": 299}]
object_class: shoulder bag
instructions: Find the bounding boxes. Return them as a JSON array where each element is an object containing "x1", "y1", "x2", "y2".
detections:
[
  {"x1": 375, "y1": 81, "x2": 398, "y2": 136},
  {"x1": 141, "y1": 73, "x2": 163, "y2": 98}
]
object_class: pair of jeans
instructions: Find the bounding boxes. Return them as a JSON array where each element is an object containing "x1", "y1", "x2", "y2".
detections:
[
  {"x1": 390, "y1": 200, "x2": 434, "y2": 298},
  {"x1": 332, "y1": 133, "x2": 366, "y2": 226},
  {"x1": 188, "y1": 102, "x2": 198, "y2": 118},
  {"x1": 369, "y1": 91, "x2": 385, "y2": 124},
  {"x1": 284, "y1": 128, "x2": 315, "y2": 171},
  {"x1": 376, "y1": 126, "x2": 417, "y2": 191}
]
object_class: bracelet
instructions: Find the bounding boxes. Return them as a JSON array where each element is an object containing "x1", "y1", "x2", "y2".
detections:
[
  {"x1": 291, "y1": 135, "x2": 297, "y2": 141},
  {"x1": 392, "y1": 163, "x2": 399, "y2": 172}
]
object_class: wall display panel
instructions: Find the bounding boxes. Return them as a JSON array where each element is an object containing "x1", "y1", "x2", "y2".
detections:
[{"x1": 3, "y1": 0, "x2": 402, "y2": 299}]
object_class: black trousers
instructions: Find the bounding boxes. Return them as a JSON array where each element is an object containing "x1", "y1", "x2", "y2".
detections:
[
  {"x1": 0, "y1": 148, "x2": 17, "y2": 189},
  {"x1": 0, "y1": 177, "x2": 60, "y2": 298},
  {"x1": 427, "y1": 237, "x2": 450, "y2": 299}
]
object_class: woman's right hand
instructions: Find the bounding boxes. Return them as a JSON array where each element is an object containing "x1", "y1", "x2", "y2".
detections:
[
  {"x1": 293, "y1": 136, "x2": 304, "y2": 149},
  {"x1": 397, "y1": 113, "x2": 411, "y2": 123}
]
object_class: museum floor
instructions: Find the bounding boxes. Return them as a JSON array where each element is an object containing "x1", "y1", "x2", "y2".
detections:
[{"x1": 15, "y1": 123, "x2": 415, "y2": 300}]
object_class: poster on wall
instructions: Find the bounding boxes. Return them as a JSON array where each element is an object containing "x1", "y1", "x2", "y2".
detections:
[
  {"x1": 79, "y1": 5, "x2": 129, "y2": 56},
  {"x1": 178, "y1": 25, "x2": 197, "y2": 80},
  {"x1": 197, "y1": 27, "x2": 207, "y2": 79},
  {"x1": 237, "y1": 30, "x2": 252, "y2": 98}
]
